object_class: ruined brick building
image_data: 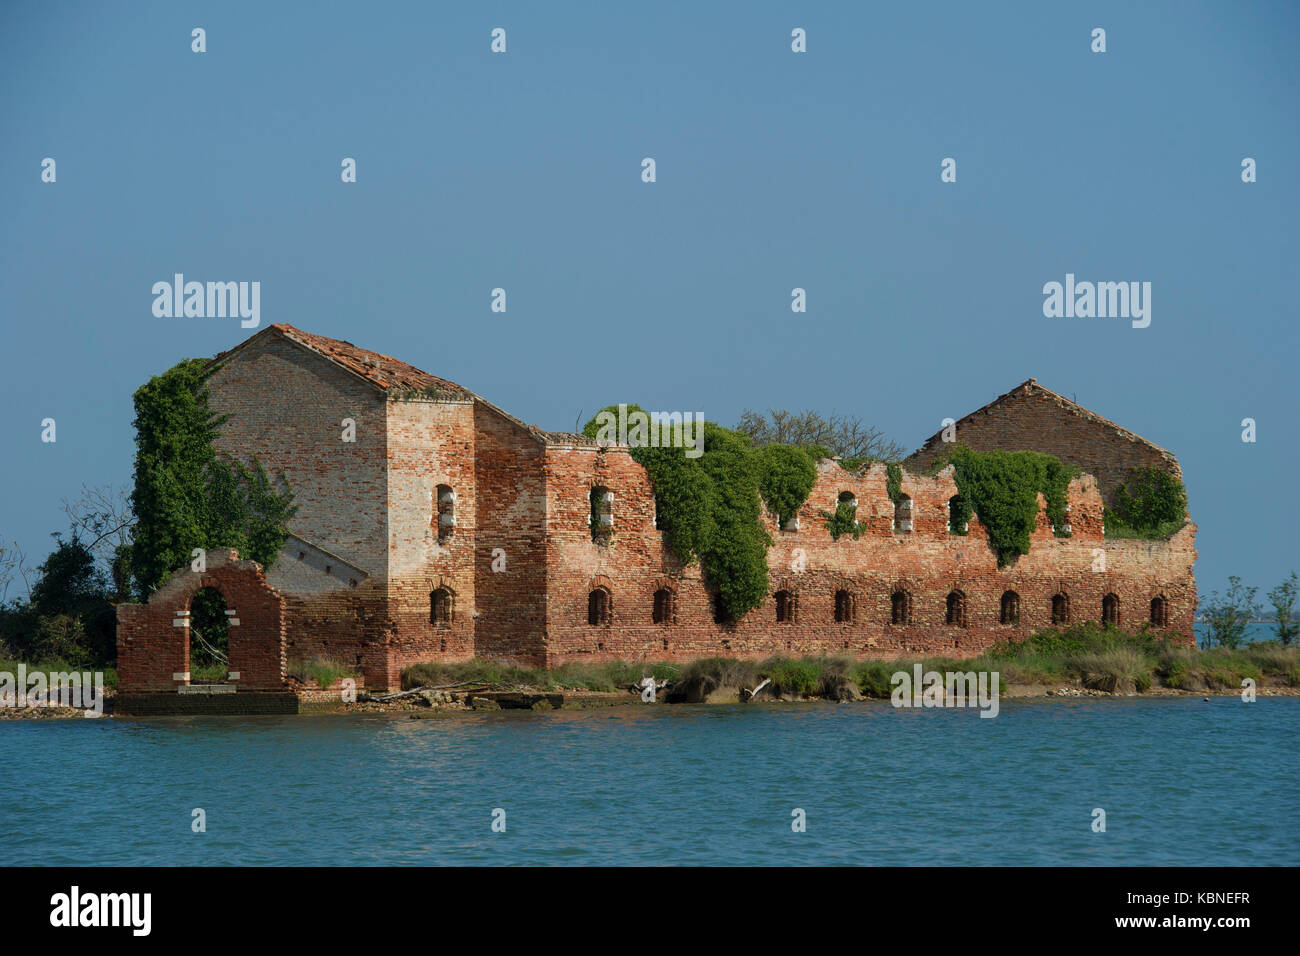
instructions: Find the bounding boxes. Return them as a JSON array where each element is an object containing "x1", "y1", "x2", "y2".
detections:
[{"x1": 119, "y1": 324, "x2": 1198, "y2": 694}]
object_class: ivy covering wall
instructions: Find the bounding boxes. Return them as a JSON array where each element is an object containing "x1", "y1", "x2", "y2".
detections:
[
  {"x1": 928, "y1": 445, "x2": 1077, "y2": 567},
  {"x1": 583, "y1": 405, "x2": 817, "y2": 621}
]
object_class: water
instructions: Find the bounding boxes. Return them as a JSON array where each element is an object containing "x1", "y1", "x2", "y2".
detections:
[
  {"x1": 4, "y1": 696, "x2": 1297, "y2": 866},
  {"x1": 1192, "y1": 621, "x2": 1284, "y2": 648}
]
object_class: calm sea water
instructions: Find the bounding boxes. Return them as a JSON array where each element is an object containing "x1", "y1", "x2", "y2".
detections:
[{"x1": 3, "y1": 697, "x2": 1297, "y2": 866}]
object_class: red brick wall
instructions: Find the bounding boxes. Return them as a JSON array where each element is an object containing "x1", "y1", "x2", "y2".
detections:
[
  {"x1": 540, "y1": 454, "x2": 1196, "y2": 666},
  {"x1": 905, "y1": 384, "x2": 1183, "y2": 504},
  {"x1": 117, "y1": 551, "x2": 286, "y2": 693},
  {"x1": 384, "y1": 396, "x2": 477, "y2": 675},
  {"x1": 473, "y1": 404, "x2": 549, "y2": 665}
]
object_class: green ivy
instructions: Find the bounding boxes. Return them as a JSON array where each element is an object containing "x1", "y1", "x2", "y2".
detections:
[
  {"x1": 1105, "y1": 467, "x2": 1187, "y2": 539},
  {"x1": 582, "y1": 406, "x2": 819, "y2": 621},
  {"x1": 754, "y1": 444, "x2": 818, "y2": 527},
  {"x1": 885, "y1": 463, "x2": 903, "y2": 504},
  {"x1": 947, "y1": 492, "x2": 972, "y2": 535},
  {"x1": 820, "y1": 500, "x2": 865, "y2": 540},
  {"x1": 932, "y1": 445, "x2": 1078, "y2": 568}
]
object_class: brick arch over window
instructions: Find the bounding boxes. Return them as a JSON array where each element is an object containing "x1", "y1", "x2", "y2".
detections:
[
  {"x1": 588, "y1": 587, "x2": 612, "y2": 626},
  {"x1": 890, "y1": 588, "x2": 913, "y2": 626},
  {"x1": 1051, "y1": 592, "x2": 1070, "y2": 626},
  {"x1": 116, "y1": 549, "x2": 286, "y2": 694},
  {"x1": 945, "y1": 589, "x2": 967, "y2": 628},
  {"x1": 430, "y1": 584, "x2": 455, "y2": 627},
  {"x1": 774, "y1": 589, "x2": 798, "y2": 624},
  {"x1": 834, "y1": 588, "x2": 855, "y2": 624},
  {"x1": 1150, "y1": 595, "x2": 1169, "y2": 627},
  {"x1": 652, "y1": 584, "x2": 676, "y2": 625},
  {"x1": 1000, "y1": 590, "x2": 1020, "y2": 626},
  {"x1": 1102, "y1": 592, "x2": 1120, "y2": 626}
]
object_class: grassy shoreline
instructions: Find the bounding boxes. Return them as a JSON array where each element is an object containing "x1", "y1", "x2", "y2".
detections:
[{"x1": 401, "y1": 625, "x2": 1300, "y2": 700}]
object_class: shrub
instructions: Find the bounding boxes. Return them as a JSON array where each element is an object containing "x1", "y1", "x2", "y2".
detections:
[
  {"x1": 762, "y1": 657, "x2": 823, "y2": 697},
  {"x1": 1105, "y1": 467, "x2": 1187, "y2": 539},
  {"x1": 288, "y1": 656, "x2": 353, "y2": 689}
]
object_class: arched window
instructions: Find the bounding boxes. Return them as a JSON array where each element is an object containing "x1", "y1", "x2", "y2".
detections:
[
  {"x1": 948, "y1": 495, "x2": 968, "y2": 535},
  {"x1": 834, "y1": 589, "x2": 854, "y2": 624},
  {"x1": 894, "y1": 494, "x2": 913, "y2": 534},
  {"x1": 836, "y1": 491, "x2": 858, "y2": 532},
  {"x1": 430, "y1": 587, "x2": 452, "y2": 627},
  {"x1": 775, "y1": 589, "x2": 797, "y2": 623},
  {"x1": 890, "y1": 590, "x2": 912, "y2": 626},
  {"x1": 653, "y1": 588, "x2": 675, "y2": 625},
  {"x1": 436, "y1": 484, "x2": 455, "y2": 539},
  {"x1": 590, "y1": 486, "x2": 613, "y2": 542},
  {"x1": 1150, "y1": 596, "x2": 1169, "y2": 627},
  {"x1": 1102, "y1": 593, "x2": 1120, "y2": 626},
  {"x1": 1000, "y1": 591, "x2": 1020, "y2": 626},
  {"x1": 945, "y1": 590, "x2": 967, "y2": 627},
  {"x1": 588, "y1": 588, "x2": 611, "y2": 626},
  {"x1": 1051, "y1": 592, "x2": 1070, "y2": 625}
]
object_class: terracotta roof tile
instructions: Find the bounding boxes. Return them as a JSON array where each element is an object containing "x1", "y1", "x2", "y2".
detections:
[{"x1": 220, "y1": 324, "x2": 475, "y2": 401}]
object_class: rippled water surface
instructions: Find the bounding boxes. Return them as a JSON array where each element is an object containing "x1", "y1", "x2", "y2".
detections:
[{"x1": 3, "y1": 697, "x2": 1297, "y2": 865}]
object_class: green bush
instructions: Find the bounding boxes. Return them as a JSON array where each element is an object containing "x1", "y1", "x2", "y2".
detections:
[
  {"x1": 762, "y1": 657, "x2": 823, "y2": 696},
  {"x1": 1105, "y1": 467, "x2": 1187, "y2": 539},
  {"x1": 821, "y1": 500, "x2": 865, "y2": 540},
  {"x1": 754, "y1": 444, "x2": 818, "y2": 528}
]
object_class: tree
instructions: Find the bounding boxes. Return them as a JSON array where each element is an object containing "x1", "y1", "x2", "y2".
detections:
[
  {"x1": 1268, "y1": 572, "x2": 1299, "y2": 646},
  {"x1": 61, "y1": 484, "x2": 135, "y2": 599},
  {"x1": 129, "y1": 358, "x2": 220, "y2": 596},
  {"x1": 1202, "y1": 576, "x2": 1261, "y2": 649},
  {"x1": 128, "y1": 359, "x2": 296, "y2": 597},
  {"x1": 735, "y1": 408, "x2": 906, "y2": 463},
  {"x1": 9, "y1": 533, "x2": 117, "y2": 665}
]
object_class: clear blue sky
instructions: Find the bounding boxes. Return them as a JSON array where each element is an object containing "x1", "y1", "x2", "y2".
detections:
[{"x1": 2, "y1": 1, "x2": 1296, "y2": 601}]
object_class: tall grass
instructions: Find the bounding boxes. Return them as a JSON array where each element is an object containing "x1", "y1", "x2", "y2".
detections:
[
  {"x1": 0, "y1": 657, "x2": 119, "y2": 690},
  {"x1": 395, "y1": 626, "x2": 1300, "y2": 699}
]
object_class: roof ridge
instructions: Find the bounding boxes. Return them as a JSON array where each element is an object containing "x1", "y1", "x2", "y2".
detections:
[{"x1": 906, "y1": 378, "x2": 1178, "y2": 465}]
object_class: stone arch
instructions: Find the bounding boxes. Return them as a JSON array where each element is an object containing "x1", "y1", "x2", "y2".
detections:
[{"x1": 116, "y1": 550, "x2": 286, "y2": 694}]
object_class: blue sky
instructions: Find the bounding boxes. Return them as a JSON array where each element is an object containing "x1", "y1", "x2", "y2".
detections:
[{"x1": 1, "y1": 0, "x2": 1296, "y2": 600}]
